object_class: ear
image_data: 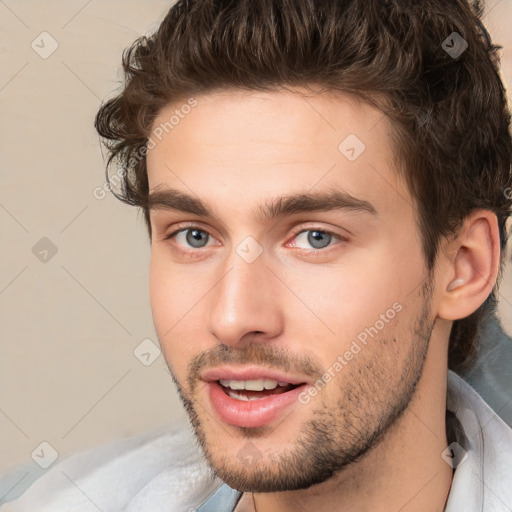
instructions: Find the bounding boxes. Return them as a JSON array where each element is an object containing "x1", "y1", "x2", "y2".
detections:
[{"x1": 437, "y1": 210, "x2": 500, "y2": 321}]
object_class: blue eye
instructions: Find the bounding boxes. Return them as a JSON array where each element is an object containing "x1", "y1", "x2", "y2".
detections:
[
  {"x1": 172, "y1": 228, "x2": 212, "y2": 249},
  {"x1": 293, "y1": 230, "x2": 340, "y2": 250}
]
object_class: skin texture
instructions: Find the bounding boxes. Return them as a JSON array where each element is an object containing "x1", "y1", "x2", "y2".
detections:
[{"x1": 146, "y1": 89, "x2": 499, "y2": 512}]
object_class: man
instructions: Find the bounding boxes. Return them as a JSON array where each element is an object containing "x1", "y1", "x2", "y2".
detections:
[{"x1": 3, "y1": 0, "x2": 512, "y2": 510}]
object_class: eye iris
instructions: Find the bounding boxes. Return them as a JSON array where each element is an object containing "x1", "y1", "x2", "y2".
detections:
[
  {"x1": 186, "y1": 229, "x2": 208, "y2": 248},
  {"x1": 308, "y1": 230, "x2": 331, "y2": 249}
]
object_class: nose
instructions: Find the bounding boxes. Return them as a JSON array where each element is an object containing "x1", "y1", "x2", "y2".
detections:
[{"x1": 207, "y1": 247, "x2": 284, "y2": 347}]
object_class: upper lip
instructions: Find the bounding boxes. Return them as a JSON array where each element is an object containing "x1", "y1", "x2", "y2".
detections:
[{"x1": 201, "y1": 365, "x2": 310, "y2": 386}]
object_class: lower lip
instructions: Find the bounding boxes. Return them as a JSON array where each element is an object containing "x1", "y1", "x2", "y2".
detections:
[{"x1": 206, "y1": 382, "x2": 306, "y2": 428}]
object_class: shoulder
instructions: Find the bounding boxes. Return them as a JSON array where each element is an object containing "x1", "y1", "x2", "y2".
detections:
[{"x1": 0, "y1": 420, "x2": 222, "y2": 512}]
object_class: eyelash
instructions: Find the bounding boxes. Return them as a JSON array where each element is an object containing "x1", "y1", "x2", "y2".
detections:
[{"x1": 163, "y1": 222, "x2": 346, "y2": 258}]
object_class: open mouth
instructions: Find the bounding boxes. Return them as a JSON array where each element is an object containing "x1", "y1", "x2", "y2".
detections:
[
  {"x1": 204, "y1": 371, "x2": 309, "y2": 427},
  {"x1": 218, "y1": 379, "x2": 300, "y2": 401}
]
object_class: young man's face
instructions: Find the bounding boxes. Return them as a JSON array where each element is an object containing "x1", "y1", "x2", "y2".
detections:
[{"x1": 147, "y1": 89, "x2": 437, "y2": 491}]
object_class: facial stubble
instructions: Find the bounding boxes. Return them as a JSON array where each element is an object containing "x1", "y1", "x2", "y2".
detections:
[{"x1": 167, "y1": 282, "x2": 434, "y2": 493}]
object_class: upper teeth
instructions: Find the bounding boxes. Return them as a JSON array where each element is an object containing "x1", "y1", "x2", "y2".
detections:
[{"x1": 219, "y1": 379, "x2": 289, "y2": 391}]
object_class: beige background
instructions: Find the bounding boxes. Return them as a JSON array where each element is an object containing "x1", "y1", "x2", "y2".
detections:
[{"x1": 0, "y1": 0, "x2": 511, "y2": 492}]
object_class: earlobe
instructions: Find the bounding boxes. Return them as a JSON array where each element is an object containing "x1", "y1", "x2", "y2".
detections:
[{"x1": 438, "y1": 211, "x2": 500, "y2": 321}]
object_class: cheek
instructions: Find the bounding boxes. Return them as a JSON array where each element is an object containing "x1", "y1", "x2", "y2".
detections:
[
  {"x1": 148, "y1": 253, "x2": 172, "y2": 335},
  {"x1": 149, "y1": 253, "x2": 195, "y2": 378},
  {"x1": 149, "y1": 250, "x2": 204, "y2": 330},
  {"x1": 278, "y1": 242, "x2": 423, "y2": 353},
  {"x1": 149, "y1": 249, "x2": 225, "y2": 385}
]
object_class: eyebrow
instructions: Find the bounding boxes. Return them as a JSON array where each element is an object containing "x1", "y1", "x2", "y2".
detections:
[{"x1": 147, "y1": 186, "x2": 377, "y2": 222}]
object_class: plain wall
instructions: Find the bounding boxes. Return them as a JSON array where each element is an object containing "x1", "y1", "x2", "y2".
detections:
[{"x1": 1, "y1": 0, "x2": 511, "y2": 482}]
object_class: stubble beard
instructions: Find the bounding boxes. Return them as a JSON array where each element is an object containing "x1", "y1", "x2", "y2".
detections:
[{"x1": 169, "y1": 283, "x2": 434, "y2": 493}]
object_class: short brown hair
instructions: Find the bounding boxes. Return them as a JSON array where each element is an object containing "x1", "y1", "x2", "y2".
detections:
[{"x1": 95, "y1": 0, "x2": 512, "y2": 374}]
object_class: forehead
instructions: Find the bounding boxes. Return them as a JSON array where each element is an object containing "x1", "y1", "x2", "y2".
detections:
[
  {"x1": 148, "y1": 88, "x2": 392, "y2": 161},
  {"x1": 146, "y1": 88, "x2": 411, "y2": 222}
]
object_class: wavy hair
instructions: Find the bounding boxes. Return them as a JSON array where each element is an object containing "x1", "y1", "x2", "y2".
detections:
[{"x1": 95, "y1": 0, "x2": 512, "y2": 374}]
